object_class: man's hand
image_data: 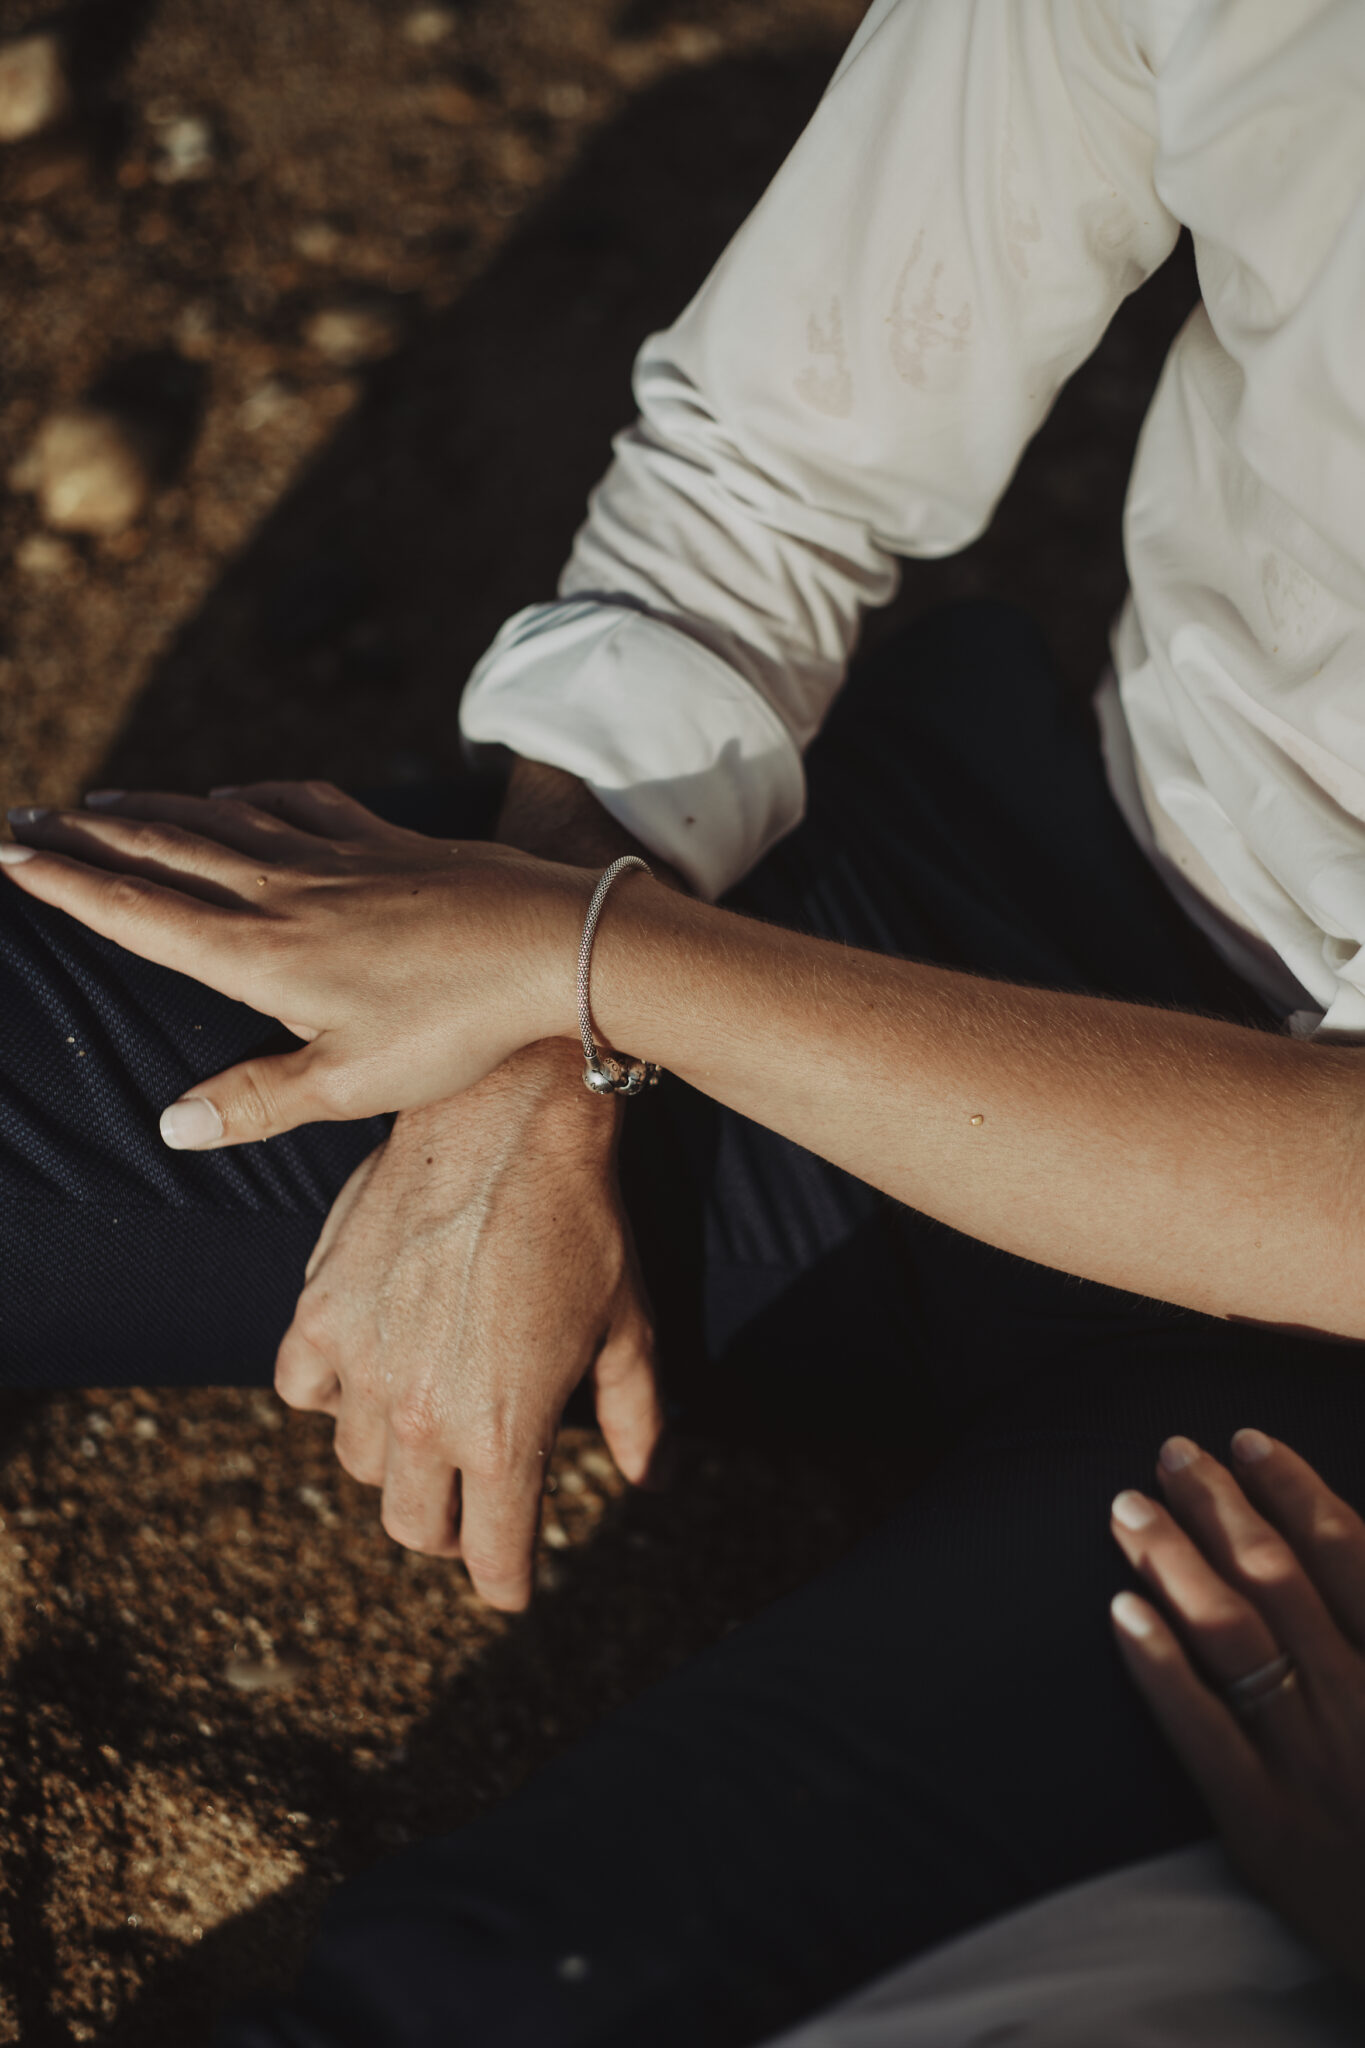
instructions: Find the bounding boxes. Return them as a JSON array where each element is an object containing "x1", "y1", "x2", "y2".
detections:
[
  {"x1": 269, "y1": 756, "x2": 678, "y2": 1611},
  {"x1": 275, "y1": 1037, "x2": 662, "y2": 1610}
]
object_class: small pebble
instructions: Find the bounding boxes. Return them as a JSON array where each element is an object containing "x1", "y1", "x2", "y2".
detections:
[
  {"x1": 303, "y1": 302, "x2": 402, "y2": 366},
  {"x1": 292, "y1": 219, "x2": 343, "y2": 263},
  {"x1": 150, "y1": 111, "x2": 215, "y2": 183},
  {"x1": 403, "y1": 7, "x2": 458, "y2": 45},
  {"x1": 0, "y1": 33, "x2": 70, "y2": 145},
  {"x1": 421, "y1": 80, "x2": 483, "y2": 125},
  {"x1": 224, "y1": 1652, "x2": 306, "y2": 1694},
  {"x1": 132, "y1": 1414, "x2": 158, "y2": 1439},
  {"x1": 12, "y1": 409, "x2": 153, "y2": 537},
  {"x1": 14, "y1": 532, "x2": 78, "y2": 579},
  {"x1": 543, "y1": 81, "x2": 588, "y2": 120},
  {"x1": 238, "y1": 380, "x2": 297, "y2": 432}
]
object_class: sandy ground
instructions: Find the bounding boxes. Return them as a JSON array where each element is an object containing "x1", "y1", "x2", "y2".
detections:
[{"x1": 0, "y1": 0, "x2": 1199, "y2": 2038}]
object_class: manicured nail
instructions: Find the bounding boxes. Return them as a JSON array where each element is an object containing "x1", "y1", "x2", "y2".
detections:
[
  {"x1": 0, "y1": 845, "x2": 36, "y2": 865},
  {"x1": 84, "y1": 789, "x2": 125, "y2": 807},
  {"x1": 209, "y1": 786, "x2": 240, "y2": 798},
  {"x1": 1111, "y1": 1591, "x2": 1156, "y2": 1638},
  {"x1": 6, "y1": 805, "x2": 49, "y2": 826},
  {"x1": 1159, "y1": 1435, "x2": 1200, "y2": 1473},
  {"x1": 1112, "y1": 1489, "x2": 1156, "y2": 1531},
  {"x1": 160, "y1": 1097, "x2": 223, "y2": 1149},
  {"x1": 1231, "y1": 1427, "x2": 1273, "y2": 1465}
]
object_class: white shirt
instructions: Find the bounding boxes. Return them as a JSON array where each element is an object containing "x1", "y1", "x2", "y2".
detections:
[
  {"x1": 759, "y1": 1845, "x2": 1363, "y2": 2048},
  {"x1": 461, "y1": 0, "x2": 1365, "y2": 1032}
]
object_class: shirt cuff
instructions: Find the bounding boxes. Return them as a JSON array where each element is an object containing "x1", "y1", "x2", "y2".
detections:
[{"x1": 459, "y1": 600, "x2": 806, "y2": 900}]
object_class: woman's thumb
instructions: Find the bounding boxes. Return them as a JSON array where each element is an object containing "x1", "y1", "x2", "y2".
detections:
[{"x1": 159, "y1": 1047, "x2": 329, "y2": 1150}]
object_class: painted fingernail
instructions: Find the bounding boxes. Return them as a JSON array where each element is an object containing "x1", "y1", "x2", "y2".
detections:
[
  {"x1": 6, "y1": 805, "x2": 49, "y2": 826},
  {"x1": 1112, "y1": 1489, "x2": 1156, "y2": 1531},
  {"x1": 1112, "y1": 1591, "x2": 1156, "y2": 1638},
  {"x1": 84, "y1": 789, "x2": 125, "y2": 807},
  {"x1": 1231, "y1": 1427, "x2": 1273, "y2": 1465},
  {"x1": 0, "y1": 845, "x2": 36, "y2": 865},
  {"x1": 160, "y1": 1097, "x2": 223, "y2": 1149},
  {"x1": 1159, "y1": 1435, "x2": 1200, "y2": 1473}
]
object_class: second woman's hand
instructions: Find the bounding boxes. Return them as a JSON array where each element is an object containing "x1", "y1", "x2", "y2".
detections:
[{"x1": 0, "y1": 782, "x2": 597, "y2": 1149}]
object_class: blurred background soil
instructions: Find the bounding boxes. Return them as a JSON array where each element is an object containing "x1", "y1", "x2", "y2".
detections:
[{"x1": 0, "y1": 0, "x2": 1199, "y2": 2039}]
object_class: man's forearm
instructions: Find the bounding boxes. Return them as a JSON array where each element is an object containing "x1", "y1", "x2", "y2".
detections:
[{"x1": 494, "y1": 757, "x2": 686, "y2": 891}]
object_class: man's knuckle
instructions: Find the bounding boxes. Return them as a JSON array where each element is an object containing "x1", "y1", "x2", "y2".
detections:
[
  {"x1": 389, "y1": 1396, "x2": 442, "y2": 1454},
  {"x1": 288, "y1": 1291, "x2": 332, "y2": 1350}
]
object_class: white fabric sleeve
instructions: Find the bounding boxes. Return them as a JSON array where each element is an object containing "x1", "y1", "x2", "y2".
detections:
[{"x1": 460, "y1": 0, "x2": 1181, "y2": 898}]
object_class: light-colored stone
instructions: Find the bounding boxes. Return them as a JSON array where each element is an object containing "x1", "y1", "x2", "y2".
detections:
[
  {"x1": 224, "y1": 1652, "x2": 307, "y2": 1694},
  {"x1": 403, "y1": 7, "x2": 458, "y2": 46},
  {"x1": 13, "y1": 532, "x2": 76, "y2": 579},
  {"x1": 303, "y1": 301, "x2": 402, "y2": 366},
  {"x1": 12, "y1": 409, "x2": 154, "y2": 537},
  {"x1": 0, "y1": 33, "x2": 70, "y2": 145},
  {"x1": 238, "y1": 379, "x2": 298, "y2": 432},
  {"x1": 293, "y1": 219, "x2": 343, "y2": 263},
  {"x1": 150, "y1": 111, "x2": 215, "y2": 183}
]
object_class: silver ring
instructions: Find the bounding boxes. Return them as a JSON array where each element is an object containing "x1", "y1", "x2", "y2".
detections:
[{"x1": 1222, "y1": 1651, "x2": 1297, "y2": 1717}]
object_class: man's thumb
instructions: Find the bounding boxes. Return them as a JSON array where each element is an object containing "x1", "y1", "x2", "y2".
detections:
[{"x1": 159, "y1": 1048, "x2": 327, "y2": 1150}]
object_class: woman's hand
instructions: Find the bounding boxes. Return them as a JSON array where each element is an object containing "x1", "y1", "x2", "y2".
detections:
[
  {"x1": 1110, "y1": 1430, "x2": 1365, "y2": 1988},
  {"x1": 0, "y1": 782, "x2": 591, "y2": 1147}
]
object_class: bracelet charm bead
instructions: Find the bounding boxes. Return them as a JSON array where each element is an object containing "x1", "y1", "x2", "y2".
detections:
[{"x1": 577, "y1": 856, "x2": 661, "y2": 1098}]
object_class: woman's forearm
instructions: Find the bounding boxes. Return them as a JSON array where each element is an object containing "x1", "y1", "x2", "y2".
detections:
[{"x1": 591, "y1": 880, "x2": 1365, "y2": 1338}]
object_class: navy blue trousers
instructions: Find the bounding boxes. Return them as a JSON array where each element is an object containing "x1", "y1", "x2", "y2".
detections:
[{"x1": 3, "y1": 604, "x2": 1362, "y2": 2046}]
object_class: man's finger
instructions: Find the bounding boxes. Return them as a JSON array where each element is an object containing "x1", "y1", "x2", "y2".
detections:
[
  {"x1": 1111, "y1": 1590, "x2": 1269, "y2": 1832},
  {"x1": 457, "y1": 1461, "x2": 544, "y2": 1612},
  {"x1": 593, "y1": 1293, "x2": 664, "y2": 1486},
  {"x1": 332, "y1": 1401, "x2": 388, "y2": 1489},
  {"x1": 1230, "y1": 1428, "x2": 1365, "y2": 1650},
  {"x1": 274, "y1": 1322, "x2": 342, "y2": 1415},
  {"x1": 381, "y1": 1442, "x2": 461, "y2": 1556}
]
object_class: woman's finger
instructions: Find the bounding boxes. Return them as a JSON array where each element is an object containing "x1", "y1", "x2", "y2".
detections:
[
  {"x1": 212, "y1": 779, "x2": 392, "y2": 841},
  {"x1": 1111, "y1": 1590, "x2": 1269, "y2": 1832},
  {"x1": 8, "y1": 804, "x2": 283, "y2": 908},
  {"x1": 82, "y1": 789, "x2": 323, "y2": 863},
  {"x1": 0, "y1": 841, "x2": 257, "y2": 989},
  {"x1": 1110, "y1": 1488, "x2": 1288, "y2": 1696},
  {"x1": 1155, "y1": 1437, "x2": 1349, "y2": 1678},
  {"x1": 1230, "y1": 1429, "x2": 1365, "y2": 1650},
  {"x1": 159, "y1": 1043, "x2": 344, "y2": 1151}
]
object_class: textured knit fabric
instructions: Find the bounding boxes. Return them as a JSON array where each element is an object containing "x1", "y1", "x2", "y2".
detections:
[{"x1": 210, "y1": 604, "x2": 1365, "y2": 2048}]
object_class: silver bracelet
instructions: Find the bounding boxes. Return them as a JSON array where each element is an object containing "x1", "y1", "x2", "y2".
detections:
[{"x1": 577, "y1": 855, "x2": 660, "y2": 1097}]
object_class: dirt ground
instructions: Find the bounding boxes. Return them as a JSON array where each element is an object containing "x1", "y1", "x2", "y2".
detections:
[{"x1": 0, "y1": 0, "x2": 1201, "y2": 2039}]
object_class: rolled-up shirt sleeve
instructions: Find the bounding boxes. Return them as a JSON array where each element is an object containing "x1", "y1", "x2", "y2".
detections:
[{"x1": 460, "y1": 0, "x2": 1179, "y2": 898}]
